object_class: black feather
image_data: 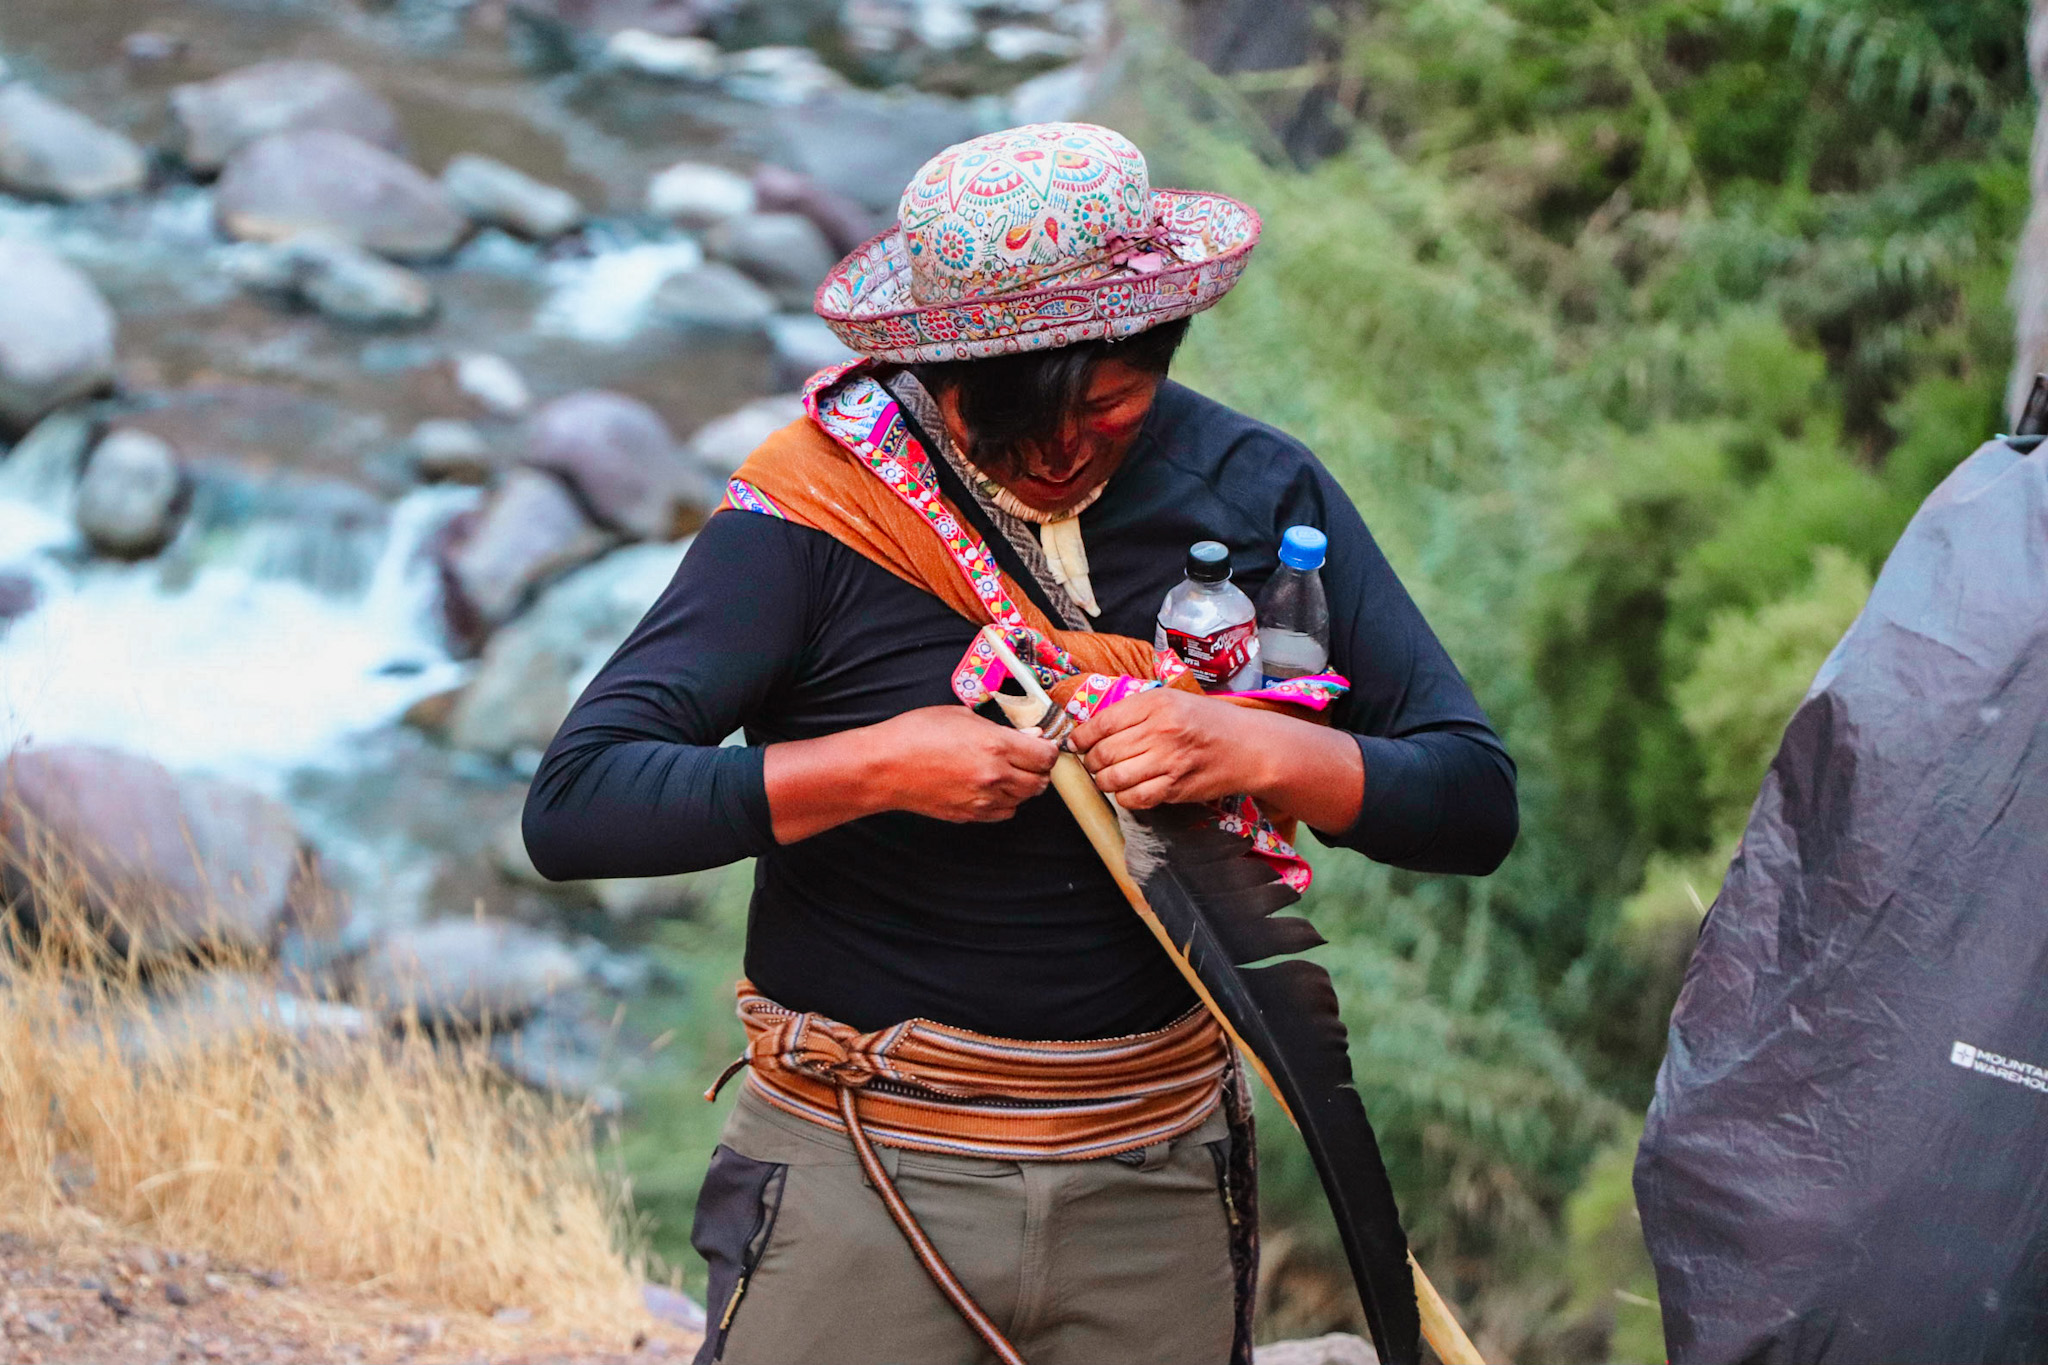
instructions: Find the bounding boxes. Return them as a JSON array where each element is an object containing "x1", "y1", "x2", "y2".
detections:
[{"x1": 1119, "y1": 803, "x2": 1421, "y2": 1365}]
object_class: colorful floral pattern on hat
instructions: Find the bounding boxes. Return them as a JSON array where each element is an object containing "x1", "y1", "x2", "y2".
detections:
[
  {"x1": 899, "y1": 123, "x2": 1152, "y2": 305},
  {"x1": 814, "y1": 121, "x2": 1261, "y2": 364}
]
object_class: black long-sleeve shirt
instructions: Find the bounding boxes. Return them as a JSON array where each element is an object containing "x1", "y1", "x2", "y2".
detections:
[{"x1": 524, "y1": 379, "x2": 1516, "y2": 1039}]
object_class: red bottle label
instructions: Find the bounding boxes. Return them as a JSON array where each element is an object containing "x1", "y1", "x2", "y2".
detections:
[{"x1": 1163, "y1": 621, "x2": 1258, "y2": 689}]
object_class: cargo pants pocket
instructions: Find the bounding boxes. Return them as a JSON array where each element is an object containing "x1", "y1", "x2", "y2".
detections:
[{"x1": 690, "y1": 1145, "x2": 789, "y2": 1365}]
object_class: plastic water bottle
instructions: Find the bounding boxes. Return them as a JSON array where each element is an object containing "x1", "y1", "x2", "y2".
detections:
[
  {"x1": 1255, "y1": 526, "x2": 1330, "y2": 686},
  {"x1": 1156, "y1": 541, "x2": 1262, "y2": 691}
]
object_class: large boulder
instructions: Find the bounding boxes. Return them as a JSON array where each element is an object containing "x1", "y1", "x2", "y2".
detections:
[
  {"x1": 439, "y1": 467, "x2": 617, "y2": 637},
  {"x1": 169, "y1": 60, "x2": 402, "y2": 174},
  {"x1": 0, "y1": 84, "x2": 148, "y2": 202},
  {"x1": 354, "y1": 919, "x2": 581, "y2": 1025},
  {"x1": 441, "y1": 154, "x2": 584, "y2": 241},
  {"x1": 76, "y1": 428, "x2": 185, "y2": 558},
  {"x1": 686, "y1": 393, "x2": 803, "y2": 479},
  {"x1": 449, "y1": 540, "x2": 687, "y2": 757},
  {"x1": 0, "y1": 745, "x2": 310, "y2": 957},
  {"x1": 704, "y1": 211, "x2": 839, "y2": 310},
  {"x1": 215, "y1": 130, "x2": 469, "y2": 261},
  {"x1": 521, "y1": 390, "x2": 714, "y2": 541},
  {"x1": 0, "y1": 239, "x2": 117, "y2": 435}
]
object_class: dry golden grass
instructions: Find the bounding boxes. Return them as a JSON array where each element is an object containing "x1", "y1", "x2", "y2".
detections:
[{"x1": 0, "y1": 820, "x2": 651, "y2": 1346}]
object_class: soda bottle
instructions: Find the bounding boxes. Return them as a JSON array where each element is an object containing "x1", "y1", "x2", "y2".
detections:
[
  {"x1": 1255, "y1": 526, "x2": 1330, "y2": 686},
  {"x1": 1156, "y1": 540, "x2": 1262, "y2": 691}
]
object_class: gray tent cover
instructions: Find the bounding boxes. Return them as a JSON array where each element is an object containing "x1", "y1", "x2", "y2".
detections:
[{"x1": 1635, "y1": 436, "x2": 2048, "y2": 1364}]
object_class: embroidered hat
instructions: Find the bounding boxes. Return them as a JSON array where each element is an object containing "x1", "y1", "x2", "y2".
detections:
[{"x1": 814, "y1": 122, "x2": 1260, "y2": 363}]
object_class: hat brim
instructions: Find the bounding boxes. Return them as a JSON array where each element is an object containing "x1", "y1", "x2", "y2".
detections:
[{"x1": 813, "y1": 189, "x2": 1260, "y2": 364}]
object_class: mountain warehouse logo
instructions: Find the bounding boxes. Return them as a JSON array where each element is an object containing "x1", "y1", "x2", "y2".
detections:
[{"x1": 1951, "y1": 1040, "x2": 2048, "y2": 1096}]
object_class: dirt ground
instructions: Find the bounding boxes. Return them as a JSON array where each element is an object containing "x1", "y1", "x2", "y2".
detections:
[{"x1": 0, "y1": 1233, "x2": 701, "y2": 1365}]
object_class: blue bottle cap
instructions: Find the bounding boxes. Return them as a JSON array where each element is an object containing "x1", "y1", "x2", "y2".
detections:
[{"x1": 1278, "y1": 525, "x2": 1327, "y2": 571}]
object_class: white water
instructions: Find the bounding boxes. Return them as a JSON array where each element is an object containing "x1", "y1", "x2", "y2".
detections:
[
  {"x1": 535, "y1": 238, "x2": 705, "y2": 345},
  {"x1": 0, "y1": 484, "x2": 476, "y2": 793}
]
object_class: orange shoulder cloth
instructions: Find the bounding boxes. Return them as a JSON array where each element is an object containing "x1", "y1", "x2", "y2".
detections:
[{"x1": 729, "y1": 415, "x2": 1176, "y2": 690}]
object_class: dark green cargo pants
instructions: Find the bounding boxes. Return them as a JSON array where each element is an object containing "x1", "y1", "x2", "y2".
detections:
[{"x1": 691, "y1": 1085, "x2": 1238, "y2": 1365}]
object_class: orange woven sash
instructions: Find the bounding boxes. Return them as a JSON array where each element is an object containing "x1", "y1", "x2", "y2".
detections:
[{"x1": 718, "y1": 981, "x2": 1230, "y2": 1161}]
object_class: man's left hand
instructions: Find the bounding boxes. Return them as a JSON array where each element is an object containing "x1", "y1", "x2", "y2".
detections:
[{"x1": 1071, "y1": 687, "x2": 1267, "y2": 810}]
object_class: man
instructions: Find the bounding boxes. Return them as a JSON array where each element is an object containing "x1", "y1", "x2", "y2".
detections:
[{"x1": 524, "y1": 122, "x2": 1515, "y2": 1365}]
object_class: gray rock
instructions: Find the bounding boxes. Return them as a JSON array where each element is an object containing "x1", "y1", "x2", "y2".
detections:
[
  {"x1": 0, "y1": 240, "x2": 116, "y2": 434},
  {"x1": 1252, "y1": 1335, "x2": 1379, "y2": 1365},
  {"x1": 705, "y1": 211, "x2": 838, "y2": 310},
  {"x1": 490, "y1": 815, "x2": 710, "y2": 919},
  {"x1": 441, "y1": 467, "x2": 617, "y2": 630},
  {"x1": 441, "y1": 153, "x2": 583, "y2": 241},
  {"x1": 752, "y1": 162, "x2": 880, "y2": 255},
  {"x1": 138, "y1": 975, "x2": 371, "y2": 1057},
  {"x1": 355, "y1": 918, "x2": 580, "y2": 1024},
  {"x1": 508, "y1": 0, "x2": 702, "y2": 39},
  {"x1": 645, "y1": 160, "x2": 755, "y2": 227},
  {"x1": 1007, "y1": 61, "x2": 1095, "y2": 124},
  {"x1": 215, "y1": 129, "x2": 469, "y2": 261},
  {"x1": 650, "y1": 262, "x2": 777, "y2": 334},
  {"x1": 605, "y1": 29, "x2": 723, "y2": 80},
  {"x1": 521, "y1": 389, "x2": 714, "y2": 540},
  {"x1": 491, "y1": 1007, "x2": 623, "y2": 1112},
  {"x1": 0, "y1": 84, "x2": 147, "y2": 202},
  {"x1": 227, "y1": 236, "x2": 437, "y2": 327},
  {"x1": 76, "y1": 428, "x2": 183, "y2": 558},
  {"x1": 453, "y1": 352, "x2": 533, "y2": 417},
  {"x1": 408, "y1": 418, "x2": 494, "y2": 484},
  {"x1": 767, "y1": 88, "x2": 986, "y2": 217},
  {"x1": 722, "y1": 45, "x2": 850, "y2": 105},
  {"x1": 0, "y1": 745, "x2": 310, "y2": 958},
  {"x1": 169, "y1": 60, "x2": 402, "y2": 174},
  {"x1": 767, "y1": 312, "x2": 856, "y2": 386},
  {"x1": 450, "y1": 541, "x2": 687, "y2": 757},
  {"x1": 685, "y1": 393, "x2": 804, "y2": 479},
  {"x1": 641, "y1": 1284, "x2": 707, "y2": 1331}
]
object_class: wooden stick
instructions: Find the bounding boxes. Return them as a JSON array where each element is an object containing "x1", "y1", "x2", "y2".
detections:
[{"x1": 977, "y1": 628, "x2": 1487, "y2": 1365}]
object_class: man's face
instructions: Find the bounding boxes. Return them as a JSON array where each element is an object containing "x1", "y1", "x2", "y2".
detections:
[{"x1": 939, "y1": 360, "x2": 1163, "y2": 515}]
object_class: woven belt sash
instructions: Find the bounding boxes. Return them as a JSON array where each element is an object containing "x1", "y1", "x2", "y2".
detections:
[
  {"x1": 714, "y1": 981, "x2": 1230, "y2": 1160},
  {"x1": 707, "y1": 982, "x2": 1231, "y2": 1365}
]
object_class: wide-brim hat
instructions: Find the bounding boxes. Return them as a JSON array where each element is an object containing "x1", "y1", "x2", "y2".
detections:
[{"x1": 814, "y1": 122, "x2": 1260, "y2": 364}]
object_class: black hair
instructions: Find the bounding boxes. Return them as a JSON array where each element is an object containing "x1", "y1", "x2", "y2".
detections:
[{"x1": 906, "y1": 316, "x2": 1192, "y2": 475}]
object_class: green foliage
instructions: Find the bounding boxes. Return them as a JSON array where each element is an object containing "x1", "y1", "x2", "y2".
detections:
[
  {"x1": 1676, "y1": 544, "x2": 1874, "y2": 831},
  {"x1": 1109, "y1": 0, "x2": 2027, "y2": 1356}
]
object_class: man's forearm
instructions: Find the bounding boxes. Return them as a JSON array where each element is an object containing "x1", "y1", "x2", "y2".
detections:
[
  {"x1": 763, "y1": 727, "x2": 891, "y2": 844},
  {"x1": 1236, "y1": 707, "x2": 1367, "y2": 834}
]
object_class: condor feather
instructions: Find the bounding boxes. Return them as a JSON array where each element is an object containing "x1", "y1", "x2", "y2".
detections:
[{"x1": 1115, "y1": 802, "x2": 1422, "y2": 1365}]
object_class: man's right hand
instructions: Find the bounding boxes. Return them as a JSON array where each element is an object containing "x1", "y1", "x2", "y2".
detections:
[
  {"x1": 869, "y1": 706, "x2": 1060, "y2": 823},
  {"x1": 762, "y1": 706, "x2": 1059, "y2": 843}
]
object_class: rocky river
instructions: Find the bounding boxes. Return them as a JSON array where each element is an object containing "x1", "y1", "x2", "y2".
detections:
[{"x1": 0, "y1": 0, "x2": 1114, "y2": 1117}]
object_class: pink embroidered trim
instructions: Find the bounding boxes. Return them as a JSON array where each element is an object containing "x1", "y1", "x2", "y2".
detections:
[{"x1": 720, "y1": 477, "x2": 786, "y2": 519}]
